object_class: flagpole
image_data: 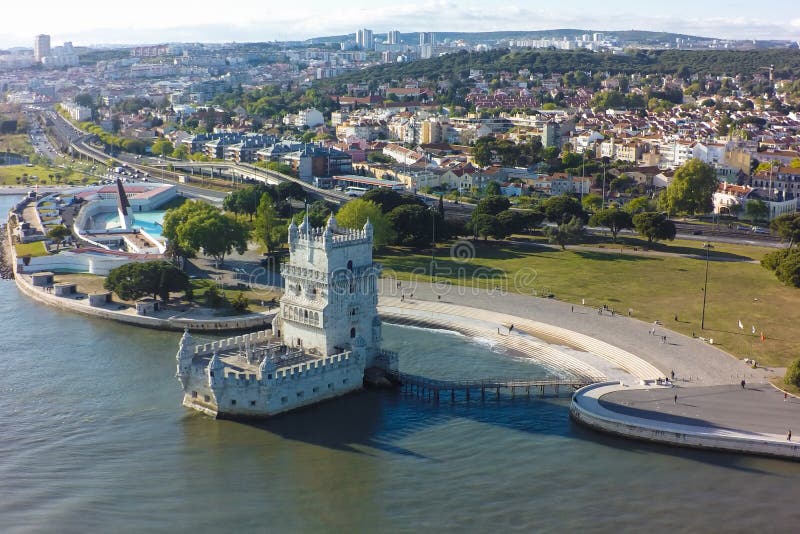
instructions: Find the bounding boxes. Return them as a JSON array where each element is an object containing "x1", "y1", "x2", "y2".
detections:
[{"x1": 701, "y1": 242, "x2": 711, "y2": 330}]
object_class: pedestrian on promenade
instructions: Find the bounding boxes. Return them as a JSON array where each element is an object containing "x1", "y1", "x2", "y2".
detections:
[
  {"x1": 571, "y1": 305, "x2": 574, "y2": 312},
  {"x1": 785, "y1": 392, "x2": 788, "y2": 401},
  {"x1": 788, "y1": 429, "x2": 792, "y2": 441},
  {"x1": 674, "y1": 393, "x2": 678, "y2": 404},
  {"x1": 671, "y1": 370, "x2": 675, "y2": 380},
  {"x1": 741, "y1": 379, "x2": 746, "y2": 389},
  {"x1": 509, "y1": 324, "x2": 514, "y2": 333}
]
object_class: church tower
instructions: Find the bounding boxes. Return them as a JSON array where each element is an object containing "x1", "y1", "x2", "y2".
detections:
[{"x1": 276, "y1": 214, "x2": 382, "y2": 367}]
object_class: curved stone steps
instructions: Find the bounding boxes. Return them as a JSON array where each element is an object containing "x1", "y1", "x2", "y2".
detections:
[
  {"x1": 380, "y1": 310, "x2": 605, "y2": 382},
  {"x1": 379, "y1": 298, "x2": 664, "y2": 383}
]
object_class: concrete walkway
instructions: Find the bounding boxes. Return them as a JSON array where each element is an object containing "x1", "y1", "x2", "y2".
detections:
[
  {"x1": 377, "y1": 279, "x2": 778, "y2": 386},
  {"x1": 572, "y1": 382, "x2": 800, "y2": 459},
  {"x1": 377, "y1": 280, "x2": 797, "y2": 459}
]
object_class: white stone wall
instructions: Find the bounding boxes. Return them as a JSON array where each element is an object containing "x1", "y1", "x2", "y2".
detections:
[{"x1": 182, "y1": 351, "x2": 364, "y2": 417}]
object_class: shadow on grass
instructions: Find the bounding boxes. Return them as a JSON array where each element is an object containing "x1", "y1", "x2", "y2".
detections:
[{"x1": 573, "y1": 250, "x2": 657, "y2": 262}]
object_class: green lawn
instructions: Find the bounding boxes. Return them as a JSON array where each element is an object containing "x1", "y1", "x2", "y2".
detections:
[
  {"x1": 0, "y1": 134, "x2": 34, "y2": 155},
  {"x1": 376, "y1": 240, "x2": 800, "y2": 368},
  {"x1": 0, "y1": 164, "x2": 92, "y2": 186},
  {"x1": 14, "y1": 241, "x2": 48, "y2": 257}
]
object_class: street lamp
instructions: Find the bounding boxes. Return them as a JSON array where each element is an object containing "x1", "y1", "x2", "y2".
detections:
[{"x1": 700, "y1": 242, "x2": 713, "y2": 330}]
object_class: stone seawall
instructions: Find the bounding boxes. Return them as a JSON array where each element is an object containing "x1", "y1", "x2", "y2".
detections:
[
  {"x1": 8, "y1": 222, "x2": 272, "y2": 333},
  {"x1": 14, "y1": 272, "x2": 273, "y2": 332}
]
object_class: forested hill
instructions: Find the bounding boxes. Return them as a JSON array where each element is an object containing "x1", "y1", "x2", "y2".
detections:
[{"x1": 326, "y1": 48, "x2": 800, "y2": 86}]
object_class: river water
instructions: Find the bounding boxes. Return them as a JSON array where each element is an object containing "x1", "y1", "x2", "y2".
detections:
[{"x1": 2, "y1": 195, "x2": 799, "y2": 533}]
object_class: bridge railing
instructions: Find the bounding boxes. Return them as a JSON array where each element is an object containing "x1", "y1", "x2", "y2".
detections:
[{"x1": 385, "y1": 370, "x2": 596, "y2": 389}]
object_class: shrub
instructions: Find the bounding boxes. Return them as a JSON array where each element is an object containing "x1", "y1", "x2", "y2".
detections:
[
  {"x1": 785, "y1": 359, "x2": 800, "y2": 388},
  {"x1": 231, "y1": 292, "x2": 249, "y2": 312}
]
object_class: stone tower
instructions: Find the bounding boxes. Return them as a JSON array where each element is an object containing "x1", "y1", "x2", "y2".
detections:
[{"x1": 274, "y1": 213, "x2": 382, "y2": 367}]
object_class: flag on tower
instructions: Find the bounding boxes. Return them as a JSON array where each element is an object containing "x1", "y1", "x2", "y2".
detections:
[
  {"x1": 760, "y1": 331, "x2": 765, "y2": 342},
  {"x1": 738, "y1": 319, "x2": 743, "y2": 330}
]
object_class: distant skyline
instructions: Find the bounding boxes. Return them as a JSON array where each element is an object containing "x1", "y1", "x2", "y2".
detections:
[{"x1": 3, "y1": 0, "x2": 799, "y2": 49}]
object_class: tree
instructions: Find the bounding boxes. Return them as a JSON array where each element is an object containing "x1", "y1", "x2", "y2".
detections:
[
  {"x1": 362, "y1": 188, "x2": 421, "y2": 213},
  {"x1": 104, "y1": 261, "x2": 188, "y2": 301},
  {"x1": 589, "y1": 207, "x2": 633, "y2": 242},
  {"x1": 231, "y1": 292, "x2": 250, "y2": 312},
  {"x1": 633, "y1": 212, "x2": 676, "y2": 247},
  {"x1": 659, "y1": 159, "x2": 717, "y2": 216},
  {"x1": 276, "y1": 181, "x2": 306, "y2": 201},
  {"x1": 474, "y1": 195, "x2": 511, "y2": 217},
  {"x1": 470, "y1": 213, "x2": 500, "y2": 241},
  {"x1": 47, "y1": 224, "x2": 71, "y2": 251},
  {"x1": 335, "y1": 199, "x2": 394, "y2": 247},
  {"x1": 162, "y1": 200, "x2": 218, "y2": 257},
  {"x1": 744, "y1": 199, "x2": 769, "y2": 223},
  {"x1": 762, "y1": 248, "x2": 800, "y2": 288},
  {"x1": 624, "y1": 196, "x2": 651, "y2": 215},
  {"x1": 151, "y1": 139, "x2": 174, "y2": 157},
  {"x1": 543, "y1": 195, "x2": 585, "y2": 224},
  {"x1": 74, "y1": 93, "x2": 94, "y2": 108},
  {"x1": 387, "y1": 204, "x2": 433, "y2": 247},
  {"x1": 582, "y1": 193, "x2": 603, "y2": 213},
  {"x1": 784, "y1": 358, "x2": 800, "y2": 388},
  {"x1": 497, "y1": 210, "x2": 527, "y2": 236},
  {"x1": 294, "y1": 200, "x2": 336, "y2": 228},
  {"x1": 770, "y1": 213, "x2": 800, "y2": 247},
  {"x1": 171, "y1": 144, "x2": 189, "y2": 160},
  {"x1": 545, "y1": 216, "x2": 584, "y2": 250},
  {"x1": 178, "y1": 212, "x2": 249, "y2": 266},
  {"x1": 253, "y1": 194, "x2": 284, "y2": 254},
  {"x1": 484, "y1": 181, "x2": 501, "y2": 196},
  {"x1": 520, "y1": 209, "x2": 545, "y2": 233}
]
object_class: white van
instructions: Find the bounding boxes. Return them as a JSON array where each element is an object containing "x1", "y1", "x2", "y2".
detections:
[{"x1": 345, "y1": 186, "x2": 367, "y2": 197}]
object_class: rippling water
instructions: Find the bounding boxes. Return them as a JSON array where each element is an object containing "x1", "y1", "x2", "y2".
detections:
[{"x1": 2, "y1": 195, "x2": 799, "y2": 532}]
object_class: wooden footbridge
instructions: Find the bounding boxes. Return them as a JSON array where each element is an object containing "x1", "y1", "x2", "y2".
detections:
[{"x1": 386, "y1": 370, "x2": 597, "y2": 403}]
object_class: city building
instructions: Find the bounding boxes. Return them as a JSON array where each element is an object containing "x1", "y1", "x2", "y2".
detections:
[
  {"x1": 356, "y1": 28, "x2": 374, "y2": 51},
  {"x1": 34, "y1": 34, "x2": 50, "y2": 62},
  {"x1": 419, "y1": 32, "x2": 435, "y2": 59},
  {"x1": 387, "y1": 30, "x2": 401, "y2": 45}
]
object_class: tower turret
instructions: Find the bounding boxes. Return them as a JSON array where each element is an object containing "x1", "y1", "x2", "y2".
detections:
[
  {"x1": 176, "y1": 327, "x2": 194, "y2": 387},
  {"x1": 207, "y1": 350, "x2": 225, "y2": 389}
]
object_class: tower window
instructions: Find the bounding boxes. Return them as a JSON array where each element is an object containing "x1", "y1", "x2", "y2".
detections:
[
  {"x1": 350, "y1": 327, "x2": 356, "y2": 338},
  {"x1": 347, "y1": 260, "x2": 353, "y2": 271}
]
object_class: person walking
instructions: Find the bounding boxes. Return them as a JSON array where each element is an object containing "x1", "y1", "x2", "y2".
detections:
[
  {"x1": 674, "y1": 393, "x2": 678, "y2": 404},
  {"x1": 788, "y1": 429, "x2": 792, "y2": 441}
]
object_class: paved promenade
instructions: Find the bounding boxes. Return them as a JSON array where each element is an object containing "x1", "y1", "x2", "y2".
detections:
[
  {"x1": 377, "y1": 279, "x2": 778, "y2": 386},
  {"x1": 377, "y1": 280, "x2": 798, "y2": 459}
]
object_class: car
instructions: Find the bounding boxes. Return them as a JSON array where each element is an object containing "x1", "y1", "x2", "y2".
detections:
[{"x1": 692, "y1": 230, "x2": 703, "y2": 235}]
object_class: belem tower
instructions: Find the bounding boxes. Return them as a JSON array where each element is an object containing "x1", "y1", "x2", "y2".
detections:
[{"x1": 176, "y1": 214, "x2": 398, "y2": 418}]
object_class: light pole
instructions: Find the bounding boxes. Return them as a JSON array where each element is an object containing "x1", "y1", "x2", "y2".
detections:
[{"x1": 700, "y1": 242, "x2": 713, "y2": 330}]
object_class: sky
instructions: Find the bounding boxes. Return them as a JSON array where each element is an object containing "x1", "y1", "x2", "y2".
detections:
[{"x1": 2, "y1": 0, "x2": 799, "y2": 49}]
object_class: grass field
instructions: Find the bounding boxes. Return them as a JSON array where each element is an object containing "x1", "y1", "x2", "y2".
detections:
[
  {"x1": 14, "y1": 241, "x2": 48, "y2": 257},
  {"x1": 0, "y1": 164, "x2": 94, "y2": 186},
  {"x1": 0, "y1": 134, "x2": 34, "y2": 155},
  {"x1": 376, "y1": 239, "x2": 800, "y2": 368}
]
